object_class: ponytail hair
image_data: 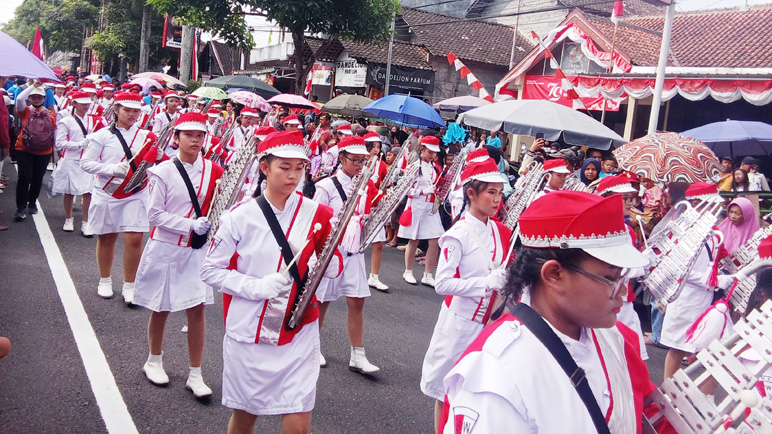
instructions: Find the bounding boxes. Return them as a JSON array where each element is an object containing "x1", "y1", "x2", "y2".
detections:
[
  {"x1": 450, "y1": 180, "x2": 490, "y2": 226},
  {"x1": 332, "y1": 150, "x2": 349, "y2": 175}
]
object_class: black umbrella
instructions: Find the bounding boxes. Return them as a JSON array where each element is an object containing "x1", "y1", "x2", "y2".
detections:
[{"x1": 205, "y1": 75, "x2": 280, "y2": 99}]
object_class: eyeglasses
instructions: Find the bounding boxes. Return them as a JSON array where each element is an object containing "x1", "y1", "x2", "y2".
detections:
[
  {"x1": 560, "y1": 263, "x2": 628, "y2": 299},
  {"x1": 344, "y1": 156, "x2": 368, "y2": 165},
  {"x1": 622, "y1": 195, "x2": 638, "y2": 203}
]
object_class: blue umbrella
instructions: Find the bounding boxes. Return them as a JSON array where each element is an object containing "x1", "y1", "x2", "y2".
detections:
[
  {"x1": 681, "y1": 120, "x2": 772, "y2": 158},
  {"x1": 364, "y1": 94, "x2": 445, "y2": 129},
  {"x1": 226, "y1": 87, "x2": 248, "y2": 94},
  {"x1": 0, "y1": 30, "x2": 60, "y2": 81}
]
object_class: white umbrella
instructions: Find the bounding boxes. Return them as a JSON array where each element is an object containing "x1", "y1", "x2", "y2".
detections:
[
  {"x1": 458, "y1": 100, "x2": 625, "y2": 150},
  {"x1": 433, "y1": 95, "x2": 491, "y2": 112}
]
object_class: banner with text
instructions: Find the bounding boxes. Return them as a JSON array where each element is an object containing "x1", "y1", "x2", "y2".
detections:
[
  {"x1": 523, "y1": 75, "x2": 620, "y2": 111},
  {"x1": 366, "y1": 64, "x2": 435, "y2": 93},
  {"x1": 335, "y1": 59, "x2": 367, "y2": 87}
]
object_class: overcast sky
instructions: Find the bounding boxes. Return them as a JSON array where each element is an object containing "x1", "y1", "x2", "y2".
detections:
[{"x1": 1, "y1": 0, "x2": 769, "y2": 44}]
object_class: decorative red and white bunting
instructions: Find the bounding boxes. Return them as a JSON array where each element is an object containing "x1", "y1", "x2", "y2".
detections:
[
  {"x1": 530, "y1": 31, "x2": 586, "y2": 110},
  {"x1": 446, "y1": 52, "x2": 495, "y2": 103}
]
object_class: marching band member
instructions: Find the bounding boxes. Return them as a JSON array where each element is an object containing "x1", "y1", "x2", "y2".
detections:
[
  {"x1": 660, "y1": 182, "x2": 724, "y2": 379},
  {"x1": 441, "y1": 191, "x2": 653, "y2": 433},
  {"x1": 185, "y1": 94, "x2": 198, "y2": 112},
  {"x1": 319, "y1": 124, "x2": 352, "y2": 177},
  {"x1": 449, "y1": 148, "x2": 489, "y2": 219},
  {"x1": 80, "y1": 83, "x2": 104, "y2": 117},
  {"x1": 152, "y1": 91, "x2": 181, "y2": 134},
  {"x1": 200, "y1": 130, "x2": 342, "y2": 434},
  {"x1": 53, "y1": 83, "x2": 69, "y2": 120},
  {"x1": 80, "y1": 92, "x2": 161, "y2": 303},
  {"x1": 133, "y1": 112, "x2": 223, "y2": 398},
  {"x1": 364, "y1": 132, "x2": 390, "y2": 292},
  {"x1": 314, "y1": 135, "x2": 381, "y2": 374},
  {"x1": 229, "y1": 108, "x2": 258, "y2": 151},
  {"x1": 399, "y1": 135, "x2": 444, "y2": 287},
  {"x1": 532, "y1": 157, "x2": 571, "y2": 199},
  {"x1": 596, "y1": 175, "x2": 649, "y2": 360},
  {"x1": 282, "y1": 114, "x2": 301, "y2": 133},
  {"x1": 421, "y1": 158, "x2": 510, "y2": 431},
  {"x1": 206, "y1": 108, "x2": 222, "y2": 136},
  {"x1": 53, "y1": 90, "x2": 106, "y2": 236},
  {"x1": 98, "y1": 84, "x2": 114, "y2": 109}
]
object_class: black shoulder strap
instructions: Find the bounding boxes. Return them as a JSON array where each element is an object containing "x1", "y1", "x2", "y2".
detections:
[
  {"x1": 172, "y1": 158, "x2": 202, "y2": 218},
  {"x1": 72, "y1": 115, "x2": 88, "y2": 137},
  {"x1": 109, "y1": 124, "x2": 138, "y2": 172},
  {"x1": 511, "y1": 303, "x2": 611, "y2": 434},
  {"x1": 330, "y1": 176, "x2": 347, "y2": 202},
  {"x1": 255, "y1": 195, "x2": 307, "y2": 290}
]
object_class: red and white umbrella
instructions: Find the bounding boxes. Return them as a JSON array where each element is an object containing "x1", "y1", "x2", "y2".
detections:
[
  {"x1": 267, "y1": 93, "x2": 320, "y2": 110},
  {"x1": 613, "y1": 132, "x2": 722, "y2": 183},
  {"x1": 229, "y1": 91, "x2": 272, "y2": 112}
]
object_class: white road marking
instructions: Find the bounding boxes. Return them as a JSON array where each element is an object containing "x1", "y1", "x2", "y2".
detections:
[{"x1": 31, "y1": 203, "x2": 139, "y2": 434}]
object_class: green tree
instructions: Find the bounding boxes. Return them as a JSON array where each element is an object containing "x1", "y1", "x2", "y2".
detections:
[
  {"x1": 3, "y1": 0, "x2": 99, "y2": 52},
  {"x1": 148, "y1": 0, "x2": 399, "y2": 93}
]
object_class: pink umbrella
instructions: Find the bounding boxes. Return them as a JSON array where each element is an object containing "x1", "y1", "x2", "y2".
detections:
[
  {"x1": 267, "y1": 93, "x2": 320, "y2": 110},
  {"x1": 229, "y1": 91, "x2": 272, "y2": 112},
  {"x1": 130, "y1": 77, "x2": 164, "y2": 93}
]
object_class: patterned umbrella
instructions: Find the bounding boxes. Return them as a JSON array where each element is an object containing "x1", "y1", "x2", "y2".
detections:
[
  {"x1": 613, "y1": 132, "x2": 722, "y2": 183},
  {"x1": 267, "y1": 93, "x2": 320, "y2": 110},
  {"x1": 192, "y1": 86, "x2": 229, "y2": 100},
  {"x1": 133, "y1": 71, "x2": 185, "y2": 87},
  {"x1": 228, "y1": 91, "x2": 272, "y2": 112}
]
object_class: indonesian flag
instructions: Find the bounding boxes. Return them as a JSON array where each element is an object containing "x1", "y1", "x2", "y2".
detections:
[
  {"x1": 611, "y1": 1, "x2": 624, "y2": 24},
  {"x1": 31, "y1": 27, "x2": 45, "y2": 60},
  {"x1": 304, "y1": 69, "x2": 313, "y2": 95}
]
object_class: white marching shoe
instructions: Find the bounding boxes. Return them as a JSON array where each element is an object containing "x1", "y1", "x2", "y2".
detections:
[
  {"x1": 349, "y1": 346, "x2": 380, "y2": 375},
  {"x1": 320, "y1": 353, "x2": 327, "y2": 368},
  {"x1": 421, "y1": 272, "x2": 435, "y2": 288},
  {"x1": 368, "y1": 274, "x2": 389, "y2": 292},
  {"x1": 122, "y1": 282, "x2": 135, "y2": 305},
  {"x1": 143, "y1": 353, "x2": 169, "y2": 386},
  {"x1": 97, "y1": 277, "x2": 113, "y2": 298},
  {"x1": 63, "y1": 218, "x2": 74, "y2": 232},
  {"x1": 186, "y1": 367, "x2": 213, "y2": 398},
  {"x1": 81, "y1": 221, "x2": 94, "y2": 237},
  {"x1": 402, "y1": 270, "x2": 417, "y2": 285}
]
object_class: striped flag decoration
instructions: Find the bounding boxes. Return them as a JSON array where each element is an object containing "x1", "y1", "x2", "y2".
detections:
[
  {"x1": 530, "y1": 31, "x2": 586, "y2": 110},
  {"x1": 446, "y1": 52, "x2": 495, "y2": 103}
]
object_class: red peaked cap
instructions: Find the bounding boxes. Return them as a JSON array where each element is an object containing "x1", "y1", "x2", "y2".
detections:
[
  {"x1": 685, "y1": 182, "x2": 719, "y2": 198},
  {"x1": 596, "y1": 174, "x2": 636, "y2": 195},
  {"x1": 174, "y1": 112, "x2": 208, "y2": 131},
  {"x1": 759, "y1": 234, "x2": 772, "y2": 259},
  {"x1": 543, "y1": 158, "x2": 570, "y2": 173},
  {"x1": 466, "y1": 148, "x2": 489, "y2": 163},
  {"x1": 69, "y1": 91, "x2": 91, "y2": 103},
  {"x1": 257, "y1": 130, "x2": 309, "y2": 161},
  {"x1": 363, "y1": 131, "x2": 381, "y2": 142},
  {"x1": 518, "y1": 191, "x2": 648, "y2": 268},
  {"x1": 460, "y1": 159, "x2": 502, "y2": 184},
  {"x1": 338, "y1": 135, "x2": 369, "y2": 155},
  {"x1": 255, "y1": 126, "x2": 276, "y2": 137}
]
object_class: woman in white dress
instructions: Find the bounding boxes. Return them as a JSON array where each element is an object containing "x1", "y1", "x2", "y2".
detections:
[
  {"x1": 201, "y1": 130, "x2": 342, "y2": 434},
  {"x1": 133, "y1": 112, "x2": 223, "y2": 398},
  {"x1": 420, "y1": 157, "x2": 509, "y2": 430}
]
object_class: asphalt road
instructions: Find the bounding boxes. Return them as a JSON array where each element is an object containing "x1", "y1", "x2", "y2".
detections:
[{"x1": 0, "y1": 162, "x2": 667, "y2": 433}]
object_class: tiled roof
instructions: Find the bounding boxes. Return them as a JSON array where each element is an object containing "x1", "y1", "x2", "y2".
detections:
[
  {"x1": 593, "y1": 5, "x2": 772, "y2": 68},
  {"x1": 303, "y1": 36, "x2": 432, "y2": 69},
  {"x1": 400, "y1": 7, "x2": 533, "y2": 67}
]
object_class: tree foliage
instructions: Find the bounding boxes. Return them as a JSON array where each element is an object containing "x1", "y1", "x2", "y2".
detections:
[
  {"x1": 148, "y1": 0, "x2": 399, "y2": 93},
  {"x1": 3, "y1": 0, "x2": 100, "y2": 52}
]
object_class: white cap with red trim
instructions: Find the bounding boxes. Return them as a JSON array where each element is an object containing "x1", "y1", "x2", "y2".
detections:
[
  {"x1": 363, "y1": 132, "x2": 381, "y2": 143},
  {"x1": 113, "y1": 92, "x2": 143, "y2": 109},
  {"x1": 519, "y1": 191, "x2": 648, "y2": 268},
  {"x1": 597, "y1": 175, "x2": 637, "y2": 195},
  {"x1": 70, "y1": 91, "x2": 92, "y2": 104},
  {"x1": 685, "y1": 182, "x2": 724, "y2": 203},
  {"x1": 466, "y1": 148, "x2": 489, "y2": 163},
  {"x1": 420, "y1": 135, "x2": 440, "y2": 152},
  {"x1": 174, "y1": 112, "x2": 208, "y2": 132},
  {"x1": 283, "y1": 114, "x2": 301, "y2": 125},
  {"x1": 206, "y1": 108, "x2": 220, "y2": 117},
  {"x1": 81, "y1": 82, "x2": 97, "y2": 93},
  {"x1": 543, "y1": 158, "x2": 571, "y2": 174},
  {"x1": 336, "y1": 124, "x2": 353, "y2": 135},
  {"x1": 460, "y1": 159, "x2": 503, "y2": 184}
]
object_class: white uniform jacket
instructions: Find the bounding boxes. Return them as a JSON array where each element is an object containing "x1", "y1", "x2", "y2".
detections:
[
  {"x1": 435, "y1": 213, "x2": 511, "y2": 323},
  {"x1": 56, "y1": 113, "x2": 104, "y2": 161},
  {"x1": 201, "y1": 193, "x2": 343, "y2": 346},
  {"x1": 442, "y1": 313, "x2": 642, "y2": 434},
  {"x1": 81, "y1": 124, "x2": 156, "y2": 198},
  {"x1": 152, "y1": 111, "x2": 179, "y2": 134},
  {"x1": 147, "y1": 157, "x2": 223, "y2": 247}
]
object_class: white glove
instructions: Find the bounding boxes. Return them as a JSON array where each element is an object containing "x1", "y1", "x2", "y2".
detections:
[
  {"x1": 191, "y1": 216, "x2": 211, "y2": 235},
  {"x1": 717, "y1": 275, "x2": 734, "y2": 290},
  {"x1": 485, "y1": 268, "x2": 507, "y2": 290},
  {"x1": 78, "y1": 139, "x2": 89, "y2": 149},
  {"x1": 255, "y1": 272, "x2": 291, "y2": 300},
  {"x1": 112, "y1": 162, "x2": 130, "y2": 178}
]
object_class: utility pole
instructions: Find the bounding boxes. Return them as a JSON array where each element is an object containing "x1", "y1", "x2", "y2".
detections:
[
  {"x1": 647, "y1": 3, "x2": 675, "y2": 134},
  {"x1": 384, "y1": 16, "x2": 395, "y2": 96},
  {"x1": 179, "y1": 25, "x2": 194, "y2": 83},
  {"x1": 138, "y1": 4, "x2": 152, "y2": 72},
  {"x1": 509, "y1": 0, "x2": 522, "y2": 69}
]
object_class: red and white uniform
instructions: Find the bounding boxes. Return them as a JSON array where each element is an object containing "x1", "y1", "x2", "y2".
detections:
[
  {"x1": 54, "y1": 95, "x2": 71, "y2": 121},
  {"x1": 80, "y1": 124, "x2": 157, "y2": 234},
  {"x1": 133, "y1": 156, "x2": 223, "y2": 312},
  {"x1": 441, "y1": 314, "x2": 652, "y2": 433},
  {"x1": 421, "y1": 212, "x2": 510, "y2": 400},
  {"x1": 86, "y1": 102, "x2": 104, "y2": 118},
  {"x1": 368, "y1": 159, "x2": 389, "y2": 243},
  {"x1": 98, "y1": 97, "x2": 113, "y2": 109},
  {"x1": 200, "y1": 192, "x2": 342, "y2": 415},
  {"x1": 314, "y1": 171, "x2": 379, "y2": 302},
  {"x1": 228, "y1": 125, "x2": 249, "y2": 151},
  {"x1": 52, "y1": 113, "x2": 105, "y2": 195},
  {"x1": 398, "y1": 159, "x2": 444, "y2": 240},
  {"x1": 152, "y1": 111, "x2": 179, "y2": 134}
]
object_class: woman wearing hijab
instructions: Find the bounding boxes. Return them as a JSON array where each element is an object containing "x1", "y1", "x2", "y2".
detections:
[
  {"x1": 580, "y1": 158, "x2": 601, "y2": 190},
  {"x1": 718, "y1": 197, "x2": 759, "y2": 255}
]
